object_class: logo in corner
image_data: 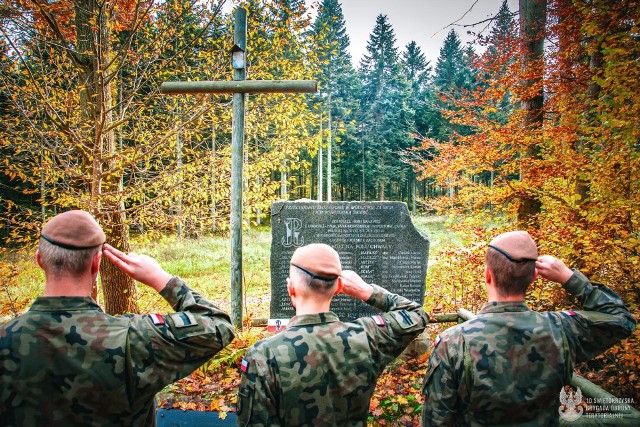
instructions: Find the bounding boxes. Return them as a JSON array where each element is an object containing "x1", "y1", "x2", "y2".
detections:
[{"x1": 559, "y1": 385, "x2": 584, "y2": 422}]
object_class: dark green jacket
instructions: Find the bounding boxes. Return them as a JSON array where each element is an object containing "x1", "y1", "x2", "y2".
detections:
[
  {"x1": 421, "y1": 270, "x2": 636, "y2": 426},
  {"x1": 237, "y1": 284, "x2": 429, "y2": 426},
  {"x1": 0, "y1": 277, "x2": 234, "y2": 426}
]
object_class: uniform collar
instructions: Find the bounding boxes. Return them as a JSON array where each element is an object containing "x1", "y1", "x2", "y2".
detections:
[
  {"x1": 29, "y1": 296, "x2": 103, "y2": 313},
  {"x1": 478, "y1": 301, "x2": 530, "y2": 314},
  {"x1": 288, "y1": 312, "x2": 339, "y2": 327}
]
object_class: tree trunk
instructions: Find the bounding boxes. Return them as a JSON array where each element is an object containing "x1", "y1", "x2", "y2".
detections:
[
  {"x1": 576, "y1": 47, "x2": 602, "y2": 202},
  {"x1": 327, "y1": 95, "x2": 332, "y2": 201},
  {"x1": 176, "y1": 131, "x2": 183, "y2": 238},
  {"x1": 75, "y1": 0, "x2": 137, "y2": 313},
  {"x1": 318, "y1": 114, "x2": 323, "y2": 201},
  {"x1": 517, "y1": 0, "x2": 546, "y2": 226}
]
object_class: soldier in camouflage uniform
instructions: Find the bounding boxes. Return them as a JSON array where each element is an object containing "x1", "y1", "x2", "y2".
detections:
[
  {"x1": 0, "y1": 210, "x2": 235, "y2": 426},
  {"x1": 237, "y1": 243, "x2": 429, "y2": 426},
  {"x1": 421, "y1": 231, "x2": 636, "y2": 426}
]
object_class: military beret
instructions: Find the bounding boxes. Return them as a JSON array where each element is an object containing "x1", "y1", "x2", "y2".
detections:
[
  {"x1": 290, "y1": 243, "x2": 342, "y2": 281},
  {"x1": 488, "y1": 230, "x2": 538, "y2": 262},
  {"x1": 40, "y1": 210, "x2": 106, "y2": 250}
]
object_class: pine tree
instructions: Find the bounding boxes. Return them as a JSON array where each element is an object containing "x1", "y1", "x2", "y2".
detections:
[
  {"x1": 401, "y1": 41, "x2": 431, "y2": 211},
  {"x1": 403, "y1": 41, "x2": 430, "y2": 96},
  {"x1": 311, "y1": 0, "x2": 359, "y2": 201},
  {"x1": 358, "y1": 15, "x2": 413, "y2": 201},
  {"x1": 422, "y1": 29, "x2": 471, "y2": 143},
  {"x1": 482, "y1": 0, "x2": 518, "y2": 122},
  {"x1": 433, "y1": 30, "x2": 466, "y2": 91}
]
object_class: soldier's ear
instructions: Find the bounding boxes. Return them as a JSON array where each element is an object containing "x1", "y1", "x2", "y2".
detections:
[
  {"x1": 287, "y1": 277, "x2": 295, "y2": 297},
  {"x1": 333, "y1": 277, "x2": 344, "y2": 296},
  {"x1": 287, "y1": 278, "x2": 298, "y2": 309},
  {"x1": 484, "y1": 265, "x2": 492, "y2": 285},
  {"x1": 35, "y1": 249, "x2": 43, "y2": 268},
  {"x1": 91, "y1": 250, "x2": 101, "y2": 275}
]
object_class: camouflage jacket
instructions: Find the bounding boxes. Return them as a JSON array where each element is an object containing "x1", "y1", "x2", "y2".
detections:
[
  {"x1": 421, "y1": 270, "x2": 636, "y2": 427},
  {"x1": 0, "y1": 277, "x2": 235, "y2": 427},
  {"x1": 237, "y1": 284, "x2": 429, "y2": 426}
]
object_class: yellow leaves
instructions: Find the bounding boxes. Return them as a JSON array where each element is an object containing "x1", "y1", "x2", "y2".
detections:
[{"x1": 396, "y1": 395, "x2": 409, "y2": 406}]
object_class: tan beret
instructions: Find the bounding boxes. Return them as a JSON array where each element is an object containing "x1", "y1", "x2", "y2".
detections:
[
  {"x1": 290, "y1": 243, "x2": 342, "y2": 280},
  {"x1": 40, "y1": 210, "x2": 106, "y2": 250},
  {"x1": 488, "y1": 231, "x2": 538, "y2": 262}
]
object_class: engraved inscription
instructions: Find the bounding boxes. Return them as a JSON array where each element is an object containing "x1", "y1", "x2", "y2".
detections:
[{"x1": 270, "y1": 201, "x2": 429, "y2": 320}]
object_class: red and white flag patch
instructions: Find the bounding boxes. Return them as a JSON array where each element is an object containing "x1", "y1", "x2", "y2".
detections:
[
  {"x1": 149, "y1": 313, "x2": 165, "y2": 325},
  {"x1": 241, "y1": 358, "x2": 249, "y2": 373},
  {"x1": 434, "y1": 335, "x2": 441, "y2": 347},
  {"x1": 372, "y1": 314, "x2": 385, "y2": 326}
]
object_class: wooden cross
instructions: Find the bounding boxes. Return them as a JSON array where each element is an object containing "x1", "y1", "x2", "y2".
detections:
[{"x1": 161, "y1": 7, "x2": 317, "y2": 329}]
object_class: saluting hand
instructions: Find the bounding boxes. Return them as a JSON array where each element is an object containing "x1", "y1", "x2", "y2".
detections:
[
  {"x1": 103, "y1": 243, "x2": 172, "y2": 292},
  {"x1": 340, "y1": 270, "x2": 374, "y2": 301},
  {"x1": 535, "y1": 255, "x2": 574, "y2": 285}
]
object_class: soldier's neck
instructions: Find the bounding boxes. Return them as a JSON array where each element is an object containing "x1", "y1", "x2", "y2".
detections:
[
  {"x1": 294, "y1": 299, "x2": 332, "y2": 316},
  {"x1": 43, "y1": 272, "x2": 94, "y2": 297}
]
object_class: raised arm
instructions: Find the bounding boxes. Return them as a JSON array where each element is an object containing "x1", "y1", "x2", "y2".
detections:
[
  {"x1": 341, "y1": 270, "x2": 429, "y2": 367},
  {"x1": 537, "y1": 255, "x2": 636, "y2": 362}
]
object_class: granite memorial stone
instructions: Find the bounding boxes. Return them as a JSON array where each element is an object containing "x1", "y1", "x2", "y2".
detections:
[{"x1": 270, "y1": 200, "x2": 429, "y2": 320}]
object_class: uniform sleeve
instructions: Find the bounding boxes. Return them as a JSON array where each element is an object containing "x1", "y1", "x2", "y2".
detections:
[
  {"x1": 421, "y1": 332, "x2": 462, "y2": 426},
  {"x1": 127, "y1": 277, "x2": 235, "y2": 395},
  {"x1": 361, "y1": 284, "x2": 429, "y2": 368},
  {"x1": 236, "y1": 345, "x2": 281, "y2": 427},
  {"x1": 558, "y1": 270, "x2": 636, "y2": 363}
]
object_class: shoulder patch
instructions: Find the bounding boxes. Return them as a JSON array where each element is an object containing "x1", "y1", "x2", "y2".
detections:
[
  {"x1": 241, "y1": 357, "x2": 249, "y2": 373},
  {"x1": 169, "y1": 312, "x2": 197, "y2": 328},
  {"x1": 372, "y1": 314, "x2": 386, "y2": 326},
  {"x1": 561, "y1": 310, "x2": 576, "y2": 317},
  {"x1": 397, "y1": 310, "x2": 417, "y2": 329},
  {"x1": 149, "y1": 313, "x2": 165, "y2": 325}
]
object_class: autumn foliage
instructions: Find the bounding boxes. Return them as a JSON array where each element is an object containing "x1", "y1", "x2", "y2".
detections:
[{"x1": 412, "y1": 0, "x2": 639, "y2": 406}]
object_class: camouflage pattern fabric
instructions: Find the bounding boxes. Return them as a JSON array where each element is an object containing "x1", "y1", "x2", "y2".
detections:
[
  {"x1": 237, "y1": 284, "x2": 429, "y2": 426},
  {"x1": 421, "y1": 270, "x2": 636, "y2": 426},
  {"x1": 0, "y1": 277, "x2": 235, "y2": 427}
]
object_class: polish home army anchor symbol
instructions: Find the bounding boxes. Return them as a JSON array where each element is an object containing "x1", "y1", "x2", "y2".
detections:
[
  {"x1": 161, "y1": 7, "x2": 317, "y2": 329},
  {"x1": 282, "y1": 218, "x2": 304, "y2": 247}
]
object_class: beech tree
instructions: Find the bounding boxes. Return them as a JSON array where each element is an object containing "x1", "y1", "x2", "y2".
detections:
[
  {"x1": 411, "y1": 0, "x2": 639, "y2": 294},
  {"x1": 517, "y1": 0, "x2": 546, "y2": 225},
  {"x1": 0, "y1": 0, "x2": 230, "y2": 313}
]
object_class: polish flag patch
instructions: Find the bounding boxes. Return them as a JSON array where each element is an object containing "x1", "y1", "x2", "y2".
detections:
[
  {"x1": 562, "y1": 310, "x2": 576, "y2": 317},
  {"x1": 241, "y1": 358, "x2": 249, "y2": 373},
  {"x1": 149, "y1": 313, "x2": 165, "y2": 325},
  {"x1": 372, "y1": 315, "x2": 385, "y2": 326}
]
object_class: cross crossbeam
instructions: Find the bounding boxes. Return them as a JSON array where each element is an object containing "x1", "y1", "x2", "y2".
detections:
[{"x1": 161, "y1": 80, "x2": 317, "y2": 95}]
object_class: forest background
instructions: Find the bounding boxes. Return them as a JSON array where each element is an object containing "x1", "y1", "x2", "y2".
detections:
[{"x1": 1, "y1": 0, "x2": 638, "y2": 423}]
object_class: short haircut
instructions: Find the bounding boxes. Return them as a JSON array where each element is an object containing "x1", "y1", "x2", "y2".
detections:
[
  {"x1": 290, "y1": 265, "x2": 337, "y2": 296},
  {"x1": 38, "y1": 239, "x2": 100, "y2": 276},
  {"x1": 486, "y1": 247, "x2": 536, "y2": 297}
]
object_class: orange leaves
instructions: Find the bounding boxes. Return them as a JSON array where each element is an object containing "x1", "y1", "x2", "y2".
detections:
[{"x1": 368, "y1": 358, "x2": 427, "y2": 426}]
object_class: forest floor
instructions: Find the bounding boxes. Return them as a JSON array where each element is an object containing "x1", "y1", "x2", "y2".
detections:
[{"x1": 1, "y1": 215, "x2": 637, "y2": 425}]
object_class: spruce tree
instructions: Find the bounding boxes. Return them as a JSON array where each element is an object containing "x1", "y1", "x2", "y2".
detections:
[
  {"x1": 311, "y1": 0, "x2": 360, "y2": 200},
  {"x1": 358, "y1": 15, "x2": 413, "y2": 201},
  {"x1": 401, "y1": 41, "x2": 431, "y2": 211},
  {"x1": 433, "y1": 29, "x2": 466, "y2": 91}
]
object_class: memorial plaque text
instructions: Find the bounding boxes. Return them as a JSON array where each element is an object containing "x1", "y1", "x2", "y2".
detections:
[{"x1": 270, "y1": 201, "x2": 429, "y2": 320}]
